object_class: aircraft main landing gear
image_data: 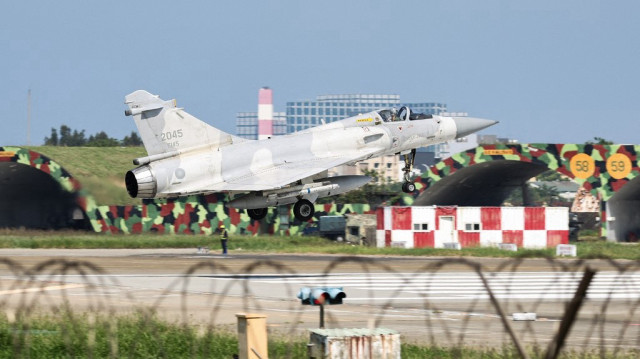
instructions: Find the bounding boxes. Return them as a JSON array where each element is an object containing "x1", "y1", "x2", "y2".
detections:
[
  {"x1": 247, "y1": 208, "x2": 268, "y2": 220},
  {"x1": 293, "y1": 199, "x2": 315, "y2": 221},
  {"x1": 402, "y1": 149, "x2": 417, "y2": 193}
]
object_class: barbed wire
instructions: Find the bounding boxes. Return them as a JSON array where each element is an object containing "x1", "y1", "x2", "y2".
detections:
[{"x1": 0, "y1": 257, "x2": 638, "y2": 358}]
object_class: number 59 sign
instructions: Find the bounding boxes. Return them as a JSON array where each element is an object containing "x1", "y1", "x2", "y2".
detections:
[{"x1": 606, "y1": 153, "x2": 632, "y2": 179}]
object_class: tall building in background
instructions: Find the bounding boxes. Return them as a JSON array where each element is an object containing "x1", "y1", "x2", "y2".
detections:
[
  {"x1": 236, "y1": 90, "x2": 510, "y2": 182},
  {"x1": 285, "y1": 94, "x2": 446, "y2": 133},
  {"x1": 284, "y1": 94, "x2": 448, "y2": 182},
  {"x1": 236, "y1": 87, "x2": 286, "y2": 140},
  {"x1": 235, "y1": 90, "x2": 463, "y2": 182}
]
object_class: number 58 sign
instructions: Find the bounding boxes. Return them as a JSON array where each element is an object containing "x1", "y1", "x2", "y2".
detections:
[{"x1": 570, "y1": 153, "x2": 595, "y2": 179}]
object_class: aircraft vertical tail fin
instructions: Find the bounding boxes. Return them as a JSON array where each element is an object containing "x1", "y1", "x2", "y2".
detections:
[{"x1": 124, "y1": 90, "x2": 245, "y2": 156}]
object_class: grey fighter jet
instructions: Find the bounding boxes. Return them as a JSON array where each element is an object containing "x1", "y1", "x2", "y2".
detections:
[{"x1": 124, "y1": 90, "x2": 497, "y2": 221}]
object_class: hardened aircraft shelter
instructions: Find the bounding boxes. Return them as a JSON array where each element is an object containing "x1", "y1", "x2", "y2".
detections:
[
  {"x1": 0, "y1": 144, "x2": 638, "y2": 242},
  {"x1": 404, "y1": 143, "x2": 639, "y2": 241}
]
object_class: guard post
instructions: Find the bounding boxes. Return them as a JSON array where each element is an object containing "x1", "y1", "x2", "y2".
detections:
[{"x1": 236, "y1": 313, "x2": 268, "y2": 359}]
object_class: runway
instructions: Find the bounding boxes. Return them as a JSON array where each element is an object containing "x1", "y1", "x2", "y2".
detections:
[{"x1": 0, "y1": 248, "x2": 638, "y2": 351}]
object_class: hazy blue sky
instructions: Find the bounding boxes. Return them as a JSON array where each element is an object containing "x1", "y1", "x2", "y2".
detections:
[{"x1": 2, "y1": 1, "x2": 638, "y2": 146}]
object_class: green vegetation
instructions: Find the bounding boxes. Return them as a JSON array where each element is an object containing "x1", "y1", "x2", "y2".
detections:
[
  {"x1": 1, "y1": 230, "x2": 639, "y2": 260},
  {"x1": 43, "y1": 125, "x2": 143, "y2": 147},
  {"x1": 0, "y1": 313, "x2": 239, "y2": 358},
  {"x1": 25, "y1": 146, "x2": 146, "y2": 206},
  {"x1": 585, "y1": 137, "x2": 614, "y2": 145},
  {"x1": 535, "y1": 170, "x2": 570, "y2": 182},
  {"x1": 1, "y1": 314, "x2": 636, "y2": 358}
]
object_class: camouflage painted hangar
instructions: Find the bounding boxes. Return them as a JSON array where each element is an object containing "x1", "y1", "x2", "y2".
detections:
[{"x1": 0, "y1": 144, "x2": 638, "y2": 242}]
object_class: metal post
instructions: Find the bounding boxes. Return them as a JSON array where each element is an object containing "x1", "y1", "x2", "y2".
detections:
[
  {"x1": 319, "y1": 304, "x2": 325, "y2": 329},
  {"x1": 27, "y1": 89, "x2": 31, "y2": 145},
  {"x1": 545, "y1": 267, "x2": 596, "y2": 359},
  {"x1": 479, "y1": 271, "x2": 529, "y2": 359}
]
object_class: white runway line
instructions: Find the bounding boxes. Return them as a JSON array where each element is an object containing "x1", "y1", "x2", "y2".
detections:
[{"x1": 0, "y1": 283, "x2": 85, "y2": 295}]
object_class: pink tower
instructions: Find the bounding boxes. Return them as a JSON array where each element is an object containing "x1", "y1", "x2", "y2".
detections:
[{"x1": 258, "y1": 87, "x2": 273, "y2": 140}]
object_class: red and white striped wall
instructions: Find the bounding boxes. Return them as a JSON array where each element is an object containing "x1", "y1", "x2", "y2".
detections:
[
  {"x1": 258, "y1": 87, "x2": 273, "y2": 140},
  {"x1": 376, "y1": 206, "x2": 569, "y2": 249}
]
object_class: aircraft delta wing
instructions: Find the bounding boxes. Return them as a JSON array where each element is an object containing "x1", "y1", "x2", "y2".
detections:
[{"x1": 124, "y1": 90, "x2": 497, "y2": 221}]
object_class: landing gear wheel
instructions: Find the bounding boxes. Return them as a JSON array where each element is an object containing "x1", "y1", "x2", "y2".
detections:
[
  {"x1": 293, "y1": 199, "x2": 315, "y2": 222},
  {"x1": 402, "y1": 181, "x2": 416, "y2": 193},
  {"x1": 401, "y1": 148, "x2": 417, "y2": 186},
  {"x1": 247, "y1": 208, "x2": 268, "y2": 221}
]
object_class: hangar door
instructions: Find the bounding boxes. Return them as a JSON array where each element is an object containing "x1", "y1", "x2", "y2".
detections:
[{"x1": 0, "y1": 162, "x2": 90, "y2": 230}]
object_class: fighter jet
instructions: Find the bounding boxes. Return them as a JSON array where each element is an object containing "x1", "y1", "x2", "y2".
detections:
[{"x1": 124, "y1": 90, "x2": 497, "y2": 221}]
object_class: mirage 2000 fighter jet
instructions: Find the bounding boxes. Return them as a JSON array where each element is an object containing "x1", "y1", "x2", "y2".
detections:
[{"x1": 124, "y1": 90, "x2": 497, "y2": 221}]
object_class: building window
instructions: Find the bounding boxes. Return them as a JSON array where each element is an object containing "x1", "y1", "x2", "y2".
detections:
[
  {"x1": 465, "y1": 223, "x2": 481, "y2": 231},
  {"x1": 413, "y1": 223, "x2": 429, "y2": 231},
  {"x1": 374, "y1": 163, "x2": 380, "y2": 168},
  {"x1": 348, "y1": 226, "x2": 359, "y2": 236}
]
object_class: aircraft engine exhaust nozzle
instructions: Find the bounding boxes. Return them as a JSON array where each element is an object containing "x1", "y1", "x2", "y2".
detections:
[
  {"x1": 125, "y1": 166, "x2": 157, "y2": 198},
  {"x1": 452, "y1": 117, "x2": 499, "y2": 138}
]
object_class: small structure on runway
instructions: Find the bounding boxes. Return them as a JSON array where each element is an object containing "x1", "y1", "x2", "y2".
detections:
[{"x1": 376, "y1": 206, "x2": 569, "y2": 249}]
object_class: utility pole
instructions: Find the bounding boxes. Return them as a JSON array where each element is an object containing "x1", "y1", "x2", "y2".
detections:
[{"x1": 27, "y1": 89, "x2": 31, "y2": 145}]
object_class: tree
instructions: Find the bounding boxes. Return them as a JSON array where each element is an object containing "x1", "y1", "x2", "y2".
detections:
[
  {"x1": 44, "y1": 128, "x2": 59, "y2": 146},
  {"x1": 586, "y1": 137, "x2": 613, "y2": 145},
  {"x1": 57, "y1": 125, "x2": 87, "y2": 146},
  {"x1": 87, "y1": 131, "x2": 120, "y2": 147},
  {"x1": 536, "y1": 170, "x2": 569, "y2": 182},
  {"x1": 122, "y1": 131, "x2": 143, "y2": 146},
  {"x1": 43, "y1": 125, "x2": 131, "y2": 147},
  {"x1": 537, "y1": 183, "x2": 559, "y2": 205}
]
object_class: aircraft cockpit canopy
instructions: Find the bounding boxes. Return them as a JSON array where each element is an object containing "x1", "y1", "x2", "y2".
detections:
[
  {"x1": 377, "y1": 106, "x2": 433, "y2": 122},
  {"x1": 377, "y1": 108, "x2": 397, "y2": 122}
]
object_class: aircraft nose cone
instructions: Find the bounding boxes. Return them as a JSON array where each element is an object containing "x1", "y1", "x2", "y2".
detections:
[{"x1": 452, "y1": 117, "x2": 498, "y2": 138}]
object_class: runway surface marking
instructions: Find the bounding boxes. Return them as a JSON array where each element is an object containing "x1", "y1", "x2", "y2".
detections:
[
  {"x1": 0, "y1": 283, "x2": 85, "y2": 295},
  {"x1": 217, "y1": 271, "x2": 640, "y2": 301},
  {"x1": 3, "y1": 271, "x2": 638, "y2": 301}
]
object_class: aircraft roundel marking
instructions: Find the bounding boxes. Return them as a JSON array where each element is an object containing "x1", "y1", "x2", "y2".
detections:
[
  {"x1": 606, "y1": 153, "x2": 632, "y2": 179},
  {"x1": 569, "y1": 153, "x2": 595, "y2": 179}
]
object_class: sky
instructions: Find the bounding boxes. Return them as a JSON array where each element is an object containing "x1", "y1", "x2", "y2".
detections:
[{"x1": 1, "y1": 0, "x2": 639, "y2": 146}]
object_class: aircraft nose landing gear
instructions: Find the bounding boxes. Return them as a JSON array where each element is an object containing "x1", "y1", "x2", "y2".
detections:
[
  {"x1": 402, "y1": 149, "x2": 417, "y2": 193},
  {"x1": 402, "y1": 181, "x2": 416, "y2": 193}
]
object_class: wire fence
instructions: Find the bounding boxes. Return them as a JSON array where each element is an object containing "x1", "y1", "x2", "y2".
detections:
[{"x1": 0, "y1": 256, "x2": 638, "y2": 358}]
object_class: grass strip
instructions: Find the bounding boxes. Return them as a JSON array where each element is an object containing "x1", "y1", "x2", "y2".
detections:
[
  {"x1": 0, "y1": 230, "x2": 638, "y2": 260},
  {"x1": 0, "y1": 313, "x2": 637, "y2": 358}
]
